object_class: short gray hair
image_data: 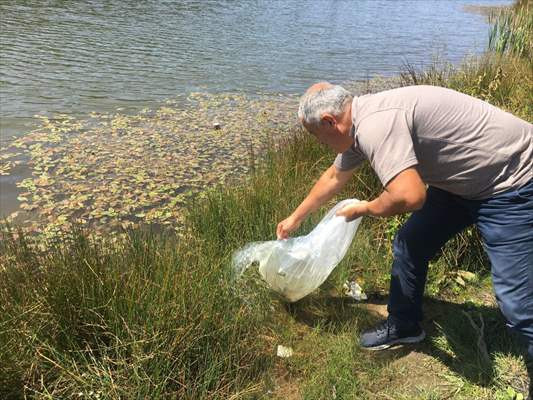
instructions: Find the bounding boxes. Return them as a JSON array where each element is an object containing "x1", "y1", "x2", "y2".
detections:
[{"x1": 298, "y1": 84, "x2": 352, "y2": 126}]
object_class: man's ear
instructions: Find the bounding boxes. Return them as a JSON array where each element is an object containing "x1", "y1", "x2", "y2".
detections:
[{"x1": 321, "y1": 113, "x2": 336, "y2": 127}]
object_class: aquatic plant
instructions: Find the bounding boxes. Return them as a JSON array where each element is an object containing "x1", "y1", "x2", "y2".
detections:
[
  {"x1": 488, "y1": 0, "x2": 532, "y2": 58},
  {"x1": 1, "y1": 92, "x2": 297, "y2": 244}
]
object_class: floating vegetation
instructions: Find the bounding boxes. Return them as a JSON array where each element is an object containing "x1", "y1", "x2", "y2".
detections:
[{"x1": 1, "y1": 92, "x2": 298, "y2": 241}]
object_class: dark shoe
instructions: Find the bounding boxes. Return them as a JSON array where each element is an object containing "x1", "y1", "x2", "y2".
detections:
[{"x1": 360, "y1": 317, "x2": 426, "y2": 350}]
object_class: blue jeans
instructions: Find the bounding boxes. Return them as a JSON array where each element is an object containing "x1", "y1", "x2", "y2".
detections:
[{"x1": 388, "y1": 179, "x2": 533, "y2": 359}]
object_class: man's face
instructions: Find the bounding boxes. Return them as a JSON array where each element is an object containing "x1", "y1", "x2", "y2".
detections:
[{"x1": 303, "y1": 119, "x2": 353, "y2": 153}]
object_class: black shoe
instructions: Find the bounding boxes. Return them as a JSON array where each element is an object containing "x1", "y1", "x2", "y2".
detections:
[{"x1": 360, "y1": 317, "x2": 426, "y2": 350}]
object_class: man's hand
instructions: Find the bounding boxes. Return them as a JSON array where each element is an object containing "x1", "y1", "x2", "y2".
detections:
[
  {"x1": 336, "y1": 200, "x2": 369, "y2": 221},
  {"x1": 276, "y1": 165, "x2": 355, "y2": 240},
  {"x1": 276, "y1": 215, "x2": 302, "y2": 240}
]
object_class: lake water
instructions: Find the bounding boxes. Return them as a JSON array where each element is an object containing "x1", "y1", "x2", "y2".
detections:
[
  {"x1": 0, "y1": 0, "x2": 511, "y2": 219},
  {"x1": 1, "y1": 0, "x2": 509, "y2": 140}
]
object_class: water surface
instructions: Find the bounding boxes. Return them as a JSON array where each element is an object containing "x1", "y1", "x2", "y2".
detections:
[{"x1": 0, "y1": 0, "x2": 510, "y2": 140}]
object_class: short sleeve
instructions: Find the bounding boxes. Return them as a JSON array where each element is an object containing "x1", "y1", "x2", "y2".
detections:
[
  {"x1": 333, "y1": 145, "x2": 365, "y2": 171},
  {"x1": 357, "y1": 109, "x2": 418, "y2": 186}
]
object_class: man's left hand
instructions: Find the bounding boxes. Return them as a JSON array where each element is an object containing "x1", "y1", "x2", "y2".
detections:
[{"x1": 336, "y1": 201, "x2": 369, "y2": 221}]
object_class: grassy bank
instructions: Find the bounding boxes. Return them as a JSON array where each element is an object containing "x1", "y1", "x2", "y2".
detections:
[{"x1": 1, "y1": 1, "x2": 532, "y2": 399}]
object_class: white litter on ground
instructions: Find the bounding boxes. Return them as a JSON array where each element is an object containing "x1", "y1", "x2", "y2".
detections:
[
  {"x1": 343, "y1": 280, "x2": 367, "y2": 301},
  {"x1": 276, "y1": 345, "x2": 293, "y2": 358}
]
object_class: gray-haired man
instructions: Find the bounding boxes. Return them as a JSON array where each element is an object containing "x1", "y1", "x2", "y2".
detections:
[{"x1": 277, "y1": 82, "x2": 533, "y2": 390}]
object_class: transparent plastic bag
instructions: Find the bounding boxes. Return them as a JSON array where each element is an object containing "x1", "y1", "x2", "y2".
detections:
[{"x1": 232, "y1": 199, "x2": 363, "y2": 302}]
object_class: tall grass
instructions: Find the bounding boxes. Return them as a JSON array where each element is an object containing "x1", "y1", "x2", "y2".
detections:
[
  {"x1": 0, "y1": 226, "x2": 273, "y2": 398},
  {"x1": 489, "y1": 0, "x2": 532, "y2": 58},
  {"x1": 0, "y1": 127, "x2": 383, "y2": 398}
]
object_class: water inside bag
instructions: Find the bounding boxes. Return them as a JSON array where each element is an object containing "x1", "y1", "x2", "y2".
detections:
[{"x1": 232, "y1": 199, "x2": 363, "y2": 302}]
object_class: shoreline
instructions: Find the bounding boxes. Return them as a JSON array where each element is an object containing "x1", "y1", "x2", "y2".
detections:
[{"x1": 463, "y1": 3, "x2": 511, "y2": 17}]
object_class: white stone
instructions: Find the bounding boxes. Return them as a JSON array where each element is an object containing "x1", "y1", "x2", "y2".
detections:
[{"x1": 276, "y1": 344, "x2": 293, "y2": 358}]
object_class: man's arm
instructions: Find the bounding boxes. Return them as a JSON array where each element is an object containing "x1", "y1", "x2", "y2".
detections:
[
  {"x1": 277, "y1": 165, "x2": 354, "y2": 239},
  {"x1": 337, "y1": 167, "x2": 426, "y2": 220}
]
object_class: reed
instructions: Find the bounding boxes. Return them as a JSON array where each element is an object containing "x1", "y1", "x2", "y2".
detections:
[
  {"x1": 0, "y1": 225, "x2": 273, "y2": 398},
  {"x1": 488, "y1": 0, "x2": 532, "y2": 58}
]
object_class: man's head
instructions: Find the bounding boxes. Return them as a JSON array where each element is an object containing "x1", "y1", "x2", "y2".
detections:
[{"x1": 298, "y1": 82, "x2": 354, "y2": 153}]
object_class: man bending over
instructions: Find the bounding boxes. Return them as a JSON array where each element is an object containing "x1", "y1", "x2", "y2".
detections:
[{"x1": 277, "y1": 82, "x2": 532, "y2": 391}]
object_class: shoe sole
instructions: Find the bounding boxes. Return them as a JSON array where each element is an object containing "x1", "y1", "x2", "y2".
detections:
[{"x1": 362, "y1": 330, "x2": 426, "y2": 351}]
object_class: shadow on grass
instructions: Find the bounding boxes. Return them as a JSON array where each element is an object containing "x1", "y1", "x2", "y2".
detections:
[
  {"x1": 283, "y1": 295, "x2": 368, "y2": 333},
  {"x1": 284, "y1": 293, "x2": 528, "y2": 389},
  {"x1": 419, "y1": 297, "x2": 528, "y2": 387}
]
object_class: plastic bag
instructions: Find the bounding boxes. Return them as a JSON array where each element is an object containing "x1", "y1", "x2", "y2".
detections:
[{"x1": 232, "y1": 199, "x2": 363, "y2": 302}]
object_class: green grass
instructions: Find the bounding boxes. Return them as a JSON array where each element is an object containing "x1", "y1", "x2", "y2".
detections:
[
  {"x1": 0, "y1": 226, "x2": 273, "y2": 398},
  {"x1": 1, "y1": 1, "x2": 532, "y2": 398},
  {"x1": 489, "y1": 0, "x2": 532, "y2": 58},
  {"x1": 2, "y1": 131, "x2": 530, "y2": 399}
]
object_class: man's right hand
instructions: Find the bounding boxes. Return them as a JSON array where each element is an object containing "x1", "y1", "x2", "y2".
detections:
[
  {"x1": 276, "y1": 215, "x2": 302, "y2": 240},
  {"x1": 275, "y1": 165, "x2": 355, "y2": 240}
]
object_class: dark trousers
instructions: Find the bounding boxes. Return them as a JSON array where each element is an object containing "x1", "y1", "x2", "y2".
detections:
[{"x1": 388, "y1": 179, "x2": 533, "y2": 360}]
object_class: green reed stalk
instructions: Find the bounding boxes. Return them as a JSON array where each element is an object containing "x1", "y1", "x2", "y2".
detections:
[{"x1": 489, "y1": 0, "x2": 532, "y2": 58}]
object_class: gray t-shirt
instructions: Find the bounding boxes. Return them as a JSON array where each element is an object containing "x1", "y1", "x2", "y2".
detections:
[{"x1": 334, "y1": 85, "x2": 532, "y2": 200}]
